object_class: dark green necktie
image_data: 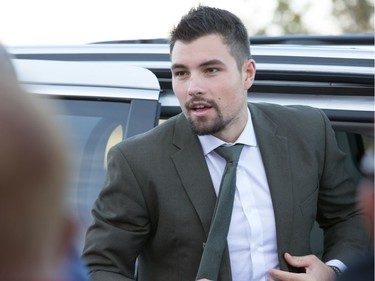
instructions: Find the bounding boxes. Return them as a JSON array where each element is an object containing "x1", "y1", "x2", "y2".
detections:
[{"x1": 196, "y1": 144, "x2": 244, "y2": 281}]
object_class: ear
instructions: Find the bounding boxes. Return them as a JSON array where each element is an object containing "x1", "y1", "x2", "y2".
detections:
[{"x1": 243, "y1": 59, "x2": 256, "y2": 90}]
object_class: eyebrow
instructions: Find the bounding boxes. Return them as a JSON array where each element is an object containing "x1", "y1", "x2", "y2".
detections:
[
  {"x1": 200, "y1": 59, "x2": 225, "y2": 68},
  {"x1": 171, "y1": 63, "x2": 186, "y2": 70},
  {"x1": 171, "y1": 59, "x2": 225, "y2": 70}
]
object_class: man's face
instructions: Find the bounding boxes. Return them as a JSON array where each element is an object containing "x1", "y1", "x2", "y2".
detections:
[{"x1": 171, "y1": 34, "x2": 256, "y2": 142}]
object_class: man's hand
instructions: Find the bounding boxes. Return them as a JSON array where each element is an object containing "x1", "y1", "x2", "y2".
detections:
[{"x1": 268, "y1": 253, "x2": 336, "y2": 281}]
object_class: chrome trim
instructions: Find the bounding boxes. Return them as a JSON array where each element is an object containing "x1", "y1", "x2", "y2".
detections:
[
  {"x1": 71, "y1": 60, "x2": 371, "y2": 76},
  {"x1": 258, "y1": 63, "x2": 374, "y2": 75},
  {"x1": 160, "y1": 93, "x2": 374, "y2": 112},
  {"x1": 22, "y1": 84, "x2": 160, "y2": 101},
  {"x1": 10, "y1": 44, "x2": 373, "y2": 76},
  {"x1": 9, "y1": 44, "x2": 374, "y2": 59},
  {"x1": 251, "y1": 45, "x2": 374, "y2": 59}
]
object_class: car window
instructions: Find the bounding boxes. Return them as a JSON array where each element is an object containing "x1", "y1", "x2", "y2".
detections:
[
  {"x1": 42, "y1": 96, "x2": 160, "y2": 252},
  {"x1": 44, "y1": 98, "x2": 129, "y2": 251},
  {"x1": 12, "y1": 59, "x2": 161, "y2": 253}
]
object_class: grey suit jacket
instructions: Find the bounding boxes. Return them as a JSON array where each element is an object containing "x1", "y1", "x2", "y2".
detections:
[{"x1": 83, "y1": 103, "x2": 368, "y2": 281}]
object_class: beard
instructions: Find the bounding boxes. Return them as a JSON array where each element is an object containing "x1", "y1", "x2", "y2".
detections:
[{"x1": 185, "y1": 98, "x2": 232, "y2": 135}]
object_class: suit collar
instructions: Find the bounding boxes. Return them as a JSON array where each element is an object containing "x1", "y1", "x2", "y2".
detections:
[{"x1": 197, "y1": 108, "x2": 257, "y2": 156}]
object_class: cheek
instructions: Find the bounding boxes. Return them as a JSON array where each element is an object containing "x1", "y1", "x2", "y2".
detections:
[
  {"x1": 175, "y1": 92, "x2": 186, "y2": 106},
  {"x1": 172, "y1": 83, "x2": 189, "y2": 111},
  {"x1": 217, "y1": 83, "x2": 246, "y2": 104},
  {"x1": 172, "y1": 81, "x2": 185, "y2": 100}
]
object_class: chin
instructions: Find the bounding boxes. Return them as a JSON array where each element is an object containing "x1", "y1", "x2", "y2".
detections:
[{"x1": 189, "y1": 119, "x2": 225, "y2": 136}]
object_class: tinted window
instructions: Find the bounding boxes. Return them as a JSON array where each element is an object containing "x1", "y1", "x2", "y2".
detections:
[{"x1": 48, "y1": 99, "x2": 129, "y2": 251}]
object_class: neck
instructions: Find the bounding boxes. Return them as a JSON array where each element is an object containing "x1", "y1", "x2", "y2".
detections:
[{"x1": 213, "y1": 107, "x2": 248, "y2": 143}]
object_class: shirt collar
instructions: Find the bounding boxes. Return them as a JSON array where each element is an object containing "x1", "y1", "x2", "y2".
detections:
[{"x1": 198, "y1": 108, "x2": 257, "y2": 156}]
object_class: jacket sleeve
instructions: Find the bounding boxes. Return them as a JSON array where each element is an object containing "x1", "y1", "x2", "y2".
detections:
[{"x1": 82, "y1": 145, "x2": 151, "y2": 280}]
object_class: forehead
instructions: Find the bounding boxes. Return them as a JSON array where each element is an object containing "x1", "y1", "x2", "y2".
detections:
[{"x1": 171, "y1": 34, "x2": 234, "y2": 66}]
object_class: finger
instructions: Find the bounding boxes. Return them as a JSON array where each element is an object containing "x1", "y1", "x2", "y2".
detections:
[
  {"x1": 269, "y1": 268, "x2": 301, "y2": 281},
  {"x1": 267, "y1": 276, "x2": 276, "y2": 281},
  {"x1": 284, "y1": 252, "x2": 313, "y2": 268}
]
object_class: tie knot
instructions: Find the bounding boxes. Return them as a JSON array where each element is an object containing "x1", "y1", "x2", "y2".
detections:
[{"x1": 215, "y1": 144, "x2": 244, "y2": 163}]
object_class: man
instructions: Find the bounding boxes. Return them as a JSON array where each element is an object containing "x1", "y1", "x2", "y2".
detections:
[
  {"x1": 83, "y1": 6, "x2": 368, "y2": 281},
  {"x1": 0, "y1": 44, "x2": 88, "y2": 281}
]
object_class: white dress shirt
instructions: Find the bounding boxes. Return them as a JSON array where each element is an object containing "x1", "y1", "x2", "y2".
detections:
[{"x1": 198, "y1": 109, "x2": 279, "y2": 281}]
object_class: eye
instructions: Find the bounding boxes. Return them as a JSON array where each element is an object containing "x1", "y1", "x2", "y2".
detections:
[
  {"x1": 173, "y1": 71, "x2": 188, "y2": 77},
  {"x1": 205, "y1": 67, "x2": 219, "y2": 74}
]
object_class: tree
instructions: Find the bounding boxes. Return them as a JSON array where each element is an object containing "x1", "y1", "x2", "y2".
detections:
[
  {"x1": 253, "y1": 0, "x2": 374, "y2": 35},
  {"x1": 332, "y1": 0, "x2": 374, "y2": 33}
]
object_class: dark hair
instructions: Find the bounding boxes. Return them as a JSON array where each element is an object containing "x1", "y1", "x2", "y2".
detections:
[{"x1": 169, "y1": 5, "x2": 251, "y2": 69}]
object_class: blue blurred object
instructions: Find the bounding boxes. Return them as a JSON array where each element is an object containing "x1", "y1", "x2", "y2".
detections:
[{"x1": 62, "y1": 247, "x2": 90, "y2": 281}]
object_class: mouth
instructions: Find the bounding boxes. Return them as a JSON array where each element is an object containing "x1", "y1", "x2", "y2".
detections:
[{"x1": 188, "y1": 101, "x2": 213, "y2": 114}]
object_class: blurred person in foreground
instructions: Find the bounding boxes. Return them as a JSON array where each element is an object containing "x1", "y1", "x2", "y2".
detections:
[
  {"x1": 0, "y1": 44, "x2": 88, "y2": 281},
  {"x1": 83, "y1": 6, "x2": 369, "y2": 281},
  {"x1": 337, "y1": 151, "x2": 374, "y2": 281}
]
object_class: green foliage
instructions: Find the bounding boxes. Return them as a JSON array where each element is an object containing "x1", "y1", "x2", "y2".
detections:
[
  {"x1": 332, "y1": 0, "x2": 374, "y2": 33},
  {"x1": 255, "y1": 0, "x2": 374, "y2": 35}
]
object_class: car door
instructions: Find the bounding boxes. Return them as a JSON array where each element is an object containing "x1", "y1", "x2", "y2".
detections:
[{"x1": 13, "y1": 59, "x2": 161, "y2": 251}]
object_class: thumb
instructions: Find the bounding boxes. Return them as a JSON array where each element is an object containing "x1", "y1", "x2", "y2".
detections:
[{"x1": 284, "y1": 252, "x2": 309, "y2": 268}]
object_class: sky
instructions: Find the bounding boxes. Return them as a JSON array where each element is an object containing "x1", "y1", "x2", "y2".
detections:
[{"x1": 0, "y1": 0, "x2": 339, "y2": 46}]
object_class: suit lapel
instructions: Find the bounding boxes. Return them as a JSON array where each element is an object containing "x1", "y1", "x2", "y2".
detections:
[
  {"x1": 249, "y1": 104, "x2": 293, "y2": 268},
  {"x1": 170, "y1": 114, "x2": 233, "y2": 280},
  {"x1": 170, "y1": 107, "x2": 294, "y2": 274},
  {"x1": 171, "y1": 114, "x2": 217, "y2": 236}
]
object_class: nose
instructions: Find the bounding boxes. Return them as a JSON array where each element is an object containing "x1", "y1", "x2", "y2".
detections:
[{"x1": 187, "y1": 74, "x2": 204, "y2": 96}]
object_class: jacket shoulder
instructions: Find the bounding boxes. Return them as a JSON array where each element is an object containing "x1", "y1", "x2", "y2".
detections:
[
  {"x1": 250, "y1": 102, "x2": 328, "y2": 126},
  {"x1": 114, "y1": 114, "x2": 180, "y2": 152},
  {"x1": 250, "y1": 102, "x2": 322, "y2": 116}
]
